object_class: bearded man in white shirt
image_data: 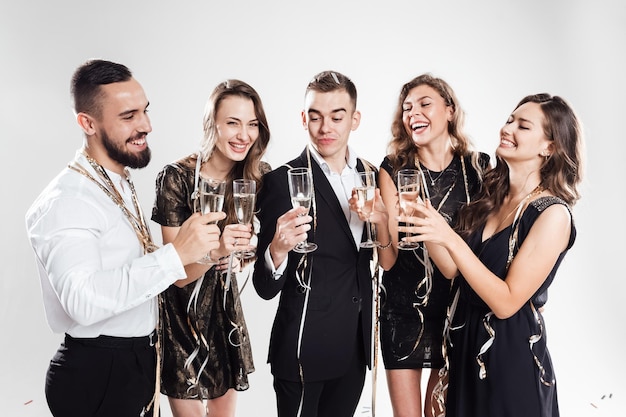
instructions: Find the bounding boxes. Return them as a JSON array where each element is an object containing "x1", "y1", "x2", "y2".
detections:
[{"x1": 25, "y1": 59, "x2": 225, "y2": 417}]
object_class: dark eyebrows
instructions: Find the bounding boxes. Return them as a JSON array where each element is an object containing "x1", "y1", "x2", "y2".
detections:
[
  {"x1": 118, "y1": 101, "x2": 150, "y2": 118},
  {"x1": 307, "y1": 107, "x2": 348, "y2": 115},
  {"x1": 225, "y1": 116, "x2": 259, "y2": 123}
]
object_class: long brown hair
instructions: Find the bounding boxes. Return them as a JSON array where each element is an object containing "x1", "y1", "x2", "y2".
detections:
[
  {"x1": 386, "y1": 73, "x2": 483, "y2": 177},
  {"x1": 457, "y1": 93, "x2": 584, "y2": 237},
  {"x1": 200, "y1": 79, "x2": 271, "y2": 227}
]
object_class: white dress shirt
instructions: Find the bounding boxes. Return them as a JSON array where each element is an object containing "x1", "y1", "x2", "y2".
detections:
[
  {"x1": 266, "y1": 145, "x2": 364, "y2": 277},
  {"x1": 25, "y1": 151, "x2": 186, "y2": 338}
]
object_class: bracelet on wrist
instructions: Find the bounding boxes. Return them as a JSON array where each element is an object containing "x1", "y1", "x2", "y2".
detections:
[{"x1": 377, "y1": 239, "x2": 392, "y2": 249}]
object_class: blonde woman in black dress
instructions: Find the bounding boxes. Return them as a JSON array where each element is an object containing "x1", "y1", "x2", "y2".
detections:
[
  {"x1": 360, "y1": 74, "x2": 488, "y2": 417},
  {"x1": 152, "y1": 80, "x2": 271, "y2": 417}
]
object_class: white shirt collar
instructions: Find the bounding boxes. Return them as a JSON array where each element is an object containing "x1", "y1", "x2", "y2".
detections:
[{"x1": 307, "y1": 144, "x2": 358, "y2": 175}]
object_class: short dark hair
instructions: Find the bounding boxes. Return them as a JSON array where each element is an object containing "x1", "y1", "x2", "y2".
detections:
[
  {"x1": 71, "y1": 59, "x2": 132, "y2": 118},
  {"x1": 305, "y1": 70, "x2": 357, "y2": 110}
]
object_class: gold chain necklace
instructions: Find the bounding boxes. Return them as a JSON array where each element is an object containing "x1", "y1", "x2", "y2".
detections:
[{"x1": 68, "y1": 152, "x2": 157, "y2": 254}]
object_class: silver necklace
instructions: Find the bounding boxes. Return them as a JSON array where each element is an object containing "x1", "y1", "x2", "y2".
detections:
[{"x1": 425, "y1": 167, "x2": 445, "y2": 186}]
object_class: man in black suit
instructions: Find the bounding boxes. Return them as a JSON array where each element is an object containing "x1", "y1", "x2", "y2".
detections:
[{"x1": 253, "y1": 71, "x2": 376, "y2": 417}]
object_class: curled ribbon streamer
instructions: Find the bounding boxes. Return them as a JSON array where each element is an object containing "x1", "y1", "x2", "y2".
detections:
[
  {"x1": 295, "y1": 255, "x2": 313, "y2": 417},
  {"x1": 424, "y1": 156, "x2": 472, "y2": 417},
  {"x1": 476, "y1": 312, "x2": 495, "y2": 380},
  {"x1": 414, "y1": 245, "x2": 434, "y2": 306},
  {"x1": 371, "y1": 247, "x2": 381, "y2": 417},
  {"x1": 224, "y1": 252, "x2": 234, "y2": 312},
  {"x1": 183, "y1": 316, "x2": 210, "y2": 396},
  {"x1": 183, "y1": 276, "x2": 210, "y2": 395},
  {"x1": 397, "y1": 307, "x2": 425, "y2": 362},
  {"x1": 432, "y1": 286, "x2": 463, "y2": 416},
  {"x1": 529, "y1": 301, "x2": 554, "y2": 386},
  {"x1": 431, "y1": 367, "x2": 449, "y2": 417},
  {"x1": 228, "y1": 326, "x2": 243, "y2": 347},
  {"x1": 220, "y1": 268, "x2": 248, "y2": 349},
  {"x1": 397, "y1": 245, "x2": 433, "y2": 362}
]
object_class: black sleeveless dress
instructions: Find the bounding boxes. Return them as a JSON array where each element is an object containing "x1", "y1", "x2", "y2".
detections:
[
  {"x1": 379, "y1": 153, "x2": 488, "y2": 369},
  {"x1": 445, "y1": 196, "x2": 575, "y2": 417}
]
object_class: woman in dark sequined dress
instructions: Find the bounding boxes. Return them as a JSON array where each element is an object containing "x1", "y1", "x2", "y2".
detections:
[
  {"x1": 366, "y1": 74, "x2": 489, "y2": 417},
  {"x1": 151, "y1": 80, "x2": 271, "y2": 417}
]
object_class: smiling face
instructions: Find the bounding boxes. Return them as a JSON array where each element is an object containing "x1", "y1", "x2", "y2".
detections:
[
  {"x1": 211, "y1": 95, "x2": 260, "y2": 166},
  {"x1": 402, "y1": 84, "x2": 453, "y2": 148},
  {"x1": 83, "y1": 78, "x2": 152, "y2": 172},
  {"x1": 302, "y1": 89, "x2": 360, "y2": 169},
  {"x1": 497, "y1": 101, "x2": 553, "y2": 164}
]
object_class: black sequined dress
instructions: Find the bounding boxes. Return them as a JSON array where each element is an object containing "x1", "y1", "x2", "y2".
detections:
[
  {"x1": 151, "y1": 155, "x2": 268, "y2": 399},
  {"x1": 379, "y1": 153, "x2": 487, "y2": 369}
]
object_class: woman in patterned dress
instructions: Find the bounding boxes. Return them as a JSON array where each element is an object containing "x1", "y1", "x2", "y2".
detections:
[{"x1": 152, "y1": 80, "x2": 271, "y2": 417}]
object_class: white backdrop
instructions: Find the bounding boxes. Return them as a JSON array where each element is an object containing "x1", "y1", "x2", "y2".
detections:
[{"x1": 1, "y1": 1, "x2": 624, "y2": 416}]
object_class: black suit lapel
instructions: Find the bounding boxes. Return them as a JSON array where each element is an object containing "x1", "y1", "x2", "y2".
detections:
[{"x1": 293, "y1": 149, "x2": 357, "y2": 250}]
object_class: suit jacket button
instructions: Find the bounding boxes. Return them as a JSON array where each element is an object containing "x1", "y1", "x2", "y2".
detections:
[{"x1": 352, "y1": 297, "x2": 359, "y2": 303}]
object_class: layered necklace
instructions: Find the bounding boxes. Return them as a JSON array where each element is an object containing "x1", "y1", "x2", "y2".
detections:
[
  {"x1": 68, "y1": 151, "x2": 157, "y2": 255},
  {"x1": 416, "y1": 153, "x2": 470, "y2": 215},
  {"x1": 424, "y1": 167, "x2": 445, "y2": 186}
]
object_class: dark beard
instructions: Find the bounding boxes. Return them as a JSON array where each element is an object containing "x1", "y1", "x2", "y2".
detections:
[{"x1": 101, "y1": 130, "x2": 151, "y2": 169}]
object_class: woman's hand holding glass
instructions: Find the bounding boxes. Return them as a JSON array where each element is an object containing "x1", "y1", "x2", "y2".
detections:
[
  {"x1": 198, "y1": 178, "x2": 255, "y2": 267},
  {"x1": 397, "y1": 199, "x2": 456, "y2": 249},
  {"x1": 212, "y1": 223, "x2": 252, "y2": 271},
  {"x1": 396, "y1": 169, "x2": 423, "y2": 250},
  {"x1": 196, "y1": 176, "x2": 226, "y2": 264},
  {"x1": 233, "y1": 179, "x2": 257, "y2": 259}
]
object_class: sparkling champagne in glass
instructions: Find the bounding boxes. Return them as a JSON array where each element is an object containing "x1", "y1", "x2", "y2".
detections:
[
  {"x1": 397, "y1": 169, "x2": 421, "y2": 250},
  {"x1": 233, "y1": 178, "x2": 256, "y2": 259},
  {"x1": 197, "y1": 176, "x2": 226, "y2": 263},
  {"x1": 355, "y1": 171, "x2": 376, "y2": 248},
  {"x1": 287, "y1": 167, "x2": 317, "y2": 253}
]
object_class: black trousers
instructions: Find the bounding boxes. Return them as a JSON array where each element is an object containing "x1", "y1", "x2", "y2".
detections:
[
  {"x1": 45, "y1": 332, "x2": 158, "y2": 417},
  {"x1": 273, "y1": 337, "x2": 367, "y2": 417}
]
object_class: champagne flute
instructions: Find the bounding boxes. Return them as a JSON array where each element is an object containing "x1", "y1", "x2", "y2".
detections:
[
  {"x1": 233, "y1": 178, "x2": 256, "y2": 259},
  {"x1": 355, "y1": 171, "x2": 376, "y2": 248},
  {"x1": 287, "y1": 167, "x2": 318, "y2": 253},
  {"x1": 397, "y1": 169, "x2": 421, "y2": 250},
  {"x1": 197, "y1": 176, "x2": 226, "y2": 264}
]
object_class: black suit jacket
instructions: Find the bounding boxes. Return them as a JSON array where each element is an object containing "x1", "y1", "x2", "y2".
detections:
[{"x1": 253, "y1": 148, "x2": 374, "y2": 382}]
